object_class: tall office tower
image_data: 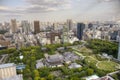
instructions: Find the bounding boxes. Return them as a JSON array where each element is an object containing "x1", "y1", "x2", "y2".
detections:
[
  {"x1": 118, "y1": 31, "x2": 120, "y2": 60},
  {"x1": 67, "y1": 19, "x2": 73, "y2": 31},
  {"x1": 77, "y1": 23, "x2": 85, "y2": 40},
  {"x1": 61, "y1": 25, "x2": 69, "y2": 44},
  {"x1": 92, "y1": 24, "x2": 96, "y2": 39},
  {"x1": 52, "y1": 23, "x2": 56, "y2": 30},
  {"x1": 0, "y1": 63, "x2": 16, "y2": 79},
  {"x1": 34, "y1": 21, "x2": 40, "y2": 34},
  {"x1": 21, "y1": 21, "x2": 30, "y2": 34},
  {"x1": 118, "y1": 41, "x2": 120, "y2": 60},
  {"x1": 11, "y1": 19, "x2": 17, "y2": 33}
]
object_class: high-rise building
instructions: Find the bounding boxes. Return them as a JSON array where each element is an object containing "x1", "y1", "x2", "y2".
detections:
[
  {"x1": 11, "y1": 19, "x2": 17, "y2": 33},
  {"x1": 118, "y1": 41, "x2": 120, "y2": 60},
  {"x1": 52, "y1": 23, "x2": 56, "y2": 30},
  {"x1": 67, "y1": 19, "x2": 73, "y2": 30},
  {"x1": 118, "y1": 31, "x2": 120, "y2": 60},
  {"x1": 61, "y1": 25, "x2": 69, "y2": 44},
  {"x1": 21, "y1": 21, "x2": 30, "y2": 34},
  {"x1": 77, "y1": 23, "x2": 85, "y2": 40},
  {"x1": 34, "y1": 21, "x2": 40, "y2": 34}
]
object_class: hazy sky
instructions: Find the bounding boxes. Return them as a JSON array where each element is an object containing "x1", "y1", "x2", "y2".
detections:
[{"x1": 0, "y1": 0, "x2": 120, "y2": 22}]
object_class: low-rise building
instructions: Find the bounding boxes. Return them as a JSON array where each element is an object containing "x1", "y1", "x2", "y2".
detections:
[
  {"x1": 36, "y1": 51, "x2": 81, "y2": 68},
  {"x1": 36, "y1": 59, "x2": 45, "y2": 69},
  {"x1": 63, "y1": 52, "x2": 79, "y2": 62},
  {"x1": 84, "y1": 75, "x2": 99, "y2": 80},
  {"x1": 0, "y1": 63, "x2": 23, "y2": 80},
  {"x1": 68, "y1": 63, "x2": 82, "y2": 69},
  {"x1": 45, "y1": 53, "x2": 64, "y2": 67},
  {"x1": 94, "y1": 76, "x2": 114, "y2": 80}
]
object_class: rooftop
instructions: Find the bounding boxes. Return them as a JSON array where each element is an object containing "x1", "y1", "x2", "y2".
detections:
[
  {"x1": 47, "y1": 53, "x2": 63, "y2": 63},
  {"x1": 94, "y1": 76, "x2": 114, "y2": 80},
  {"x1": 68, "y1": 63, "x2": 82, "y2": 69},
  {"x1": 36, "y1": 59, "x2": 44, "y2": 69},
  {"x1": 85, "y1": 75, "x2": 99, "y2": 80},
  {"x1": 0, "y1": 63, "x2": 15, "y2": 69}
]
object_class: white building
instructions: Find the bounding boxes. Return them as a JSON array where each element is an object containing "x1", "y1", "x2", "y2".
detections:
[
  {"x1": 0, "y1": 63, "x2": 23, "y2": 80},
  {"x1": 0, "y1": 63, "x2": 16, "y2": 79},
  {"x1": 68, "y1": 63, "x2": 82, "y2": 69}
]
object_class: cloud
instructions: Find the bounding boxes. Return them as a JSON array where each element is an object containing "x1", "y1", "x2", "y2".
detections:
[
  {"x1": 0, "y1": 6, "x2": 13, "y2": 14},
  {"x1": 74, "y1": 0, "x2": 120, "y2": 21},
  {"x1": 0, "y1": 6, "x2": 9, "y2": 10},
  {"x1": 0, "y1": 5, "x2": 25, "y2": 17},
  {"x1": 0, "y1": 0, "x2": 120, "y2": 21},
  {"x1": 0, "y1": 12, "x2": 24, "y2": 18},
  {"x1": 0, "y1": 0, "x2": 72, "y2": 15},
  {"x1": 3, "y1": 13, "x2": 23, "y2": 17},
  {"x1": 80, "y1": 0, "x2": 120, "y2": 13},
  {"x1": 24, "y1": 0, "x2": 72, "y2": 12},
  {"x1": 0, "y1": 9, "x2": 24, "y2": 15}
]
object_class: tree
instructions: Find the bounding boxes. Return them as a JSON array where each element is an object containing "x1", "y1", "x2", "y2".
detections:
[
  {"x1": 86, "y1": 68, "x2": 94, "y2": 76},
  {"x1": 55, "y1": 77, "x2": 62, "y2": 80},
  {"x1": 79, "y1": 71, "x2": 87, "y2": 77},
  {"x1": 73, "y1": 41, "x2": 83, "y2": 45},
  {"x1": 47, "y1": 74, "x2": 55, "y2": 80},
  {"x1": 34, "y1": 77, "x2": 41, "y2": 80},
  {"x1": 39, "y1": 67, "x2": 50, "y2": 77},
  {"x1": 40, "y1": 78, "x2": 46, "y2": 80},
  {"x1": 70, "y1": 77, "x2": 80, "y2": 80},
  {"x1": 33, "y1": 69, "x2": 40, "y2": 77},
  {"x1": 23, "y1": 68, "x2": 32, "y2": 78},
  {"x1": 87, "y1": 39, "x2": 118, "y2": 58}
]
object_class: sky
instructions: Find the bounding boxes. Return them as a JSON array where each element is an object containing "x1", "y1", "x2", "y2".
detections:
[{"x1": 0, "y1": 0, "x2": 120, "y2": 22}]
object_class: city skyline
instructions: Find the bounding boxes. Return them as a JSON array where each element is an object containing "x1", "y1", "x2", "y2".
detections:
[
  {"x1": 1, "y1": 1, "x2": 120, "y2": 79},
  {"x1": 0, "y1": 0, "x2": 120, "y2": 22}
]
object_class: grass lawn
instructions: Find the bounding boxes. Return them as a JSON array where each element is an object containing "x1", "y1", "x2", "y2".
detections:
[
  {"x1": 72, "y1": 47, "x2": 92, "y2": 56},
  {"x1": 73, "y1": 51, "x2": 85, "y2": 58},
  {"x1": 97, "y1": 61, "x2": 120, "y2": 71},
  {"x1": 79, "y1": 47, "x2": 92, "y2": 53},
  {"x1": 84, "y1": 56, "x2": 98, "y2": 64},
  {"x1": 72, "y1": 46, "x2": 120, "y2": 72}
]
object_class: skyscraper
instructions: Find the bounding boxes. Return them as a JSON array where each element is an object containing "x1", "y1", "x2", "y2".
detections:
[
  {"x1": 11, "y1": 19, "x2": 17, "y2": 33},
  {"x1": 34, "y1": 21, "x2": 40, "y2": 34},
  {"x1": 118, "y1": 31, "x2": 120, "y2": 60},
  {"x1": 118, "y1": 41, "x2": 120, "y2": 60},
  {"x1": 21, "y1": 21, "x2": 30, "y2": 34},
  {"x1": 67, "y1": 19, "x2": 73, "y2": 30},
  {"x1": 77, "y1": 23, "x2": 85, "y2": 40}
]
